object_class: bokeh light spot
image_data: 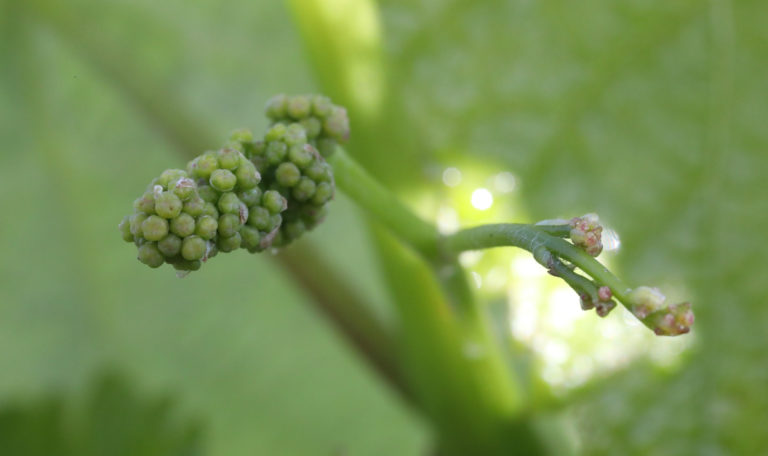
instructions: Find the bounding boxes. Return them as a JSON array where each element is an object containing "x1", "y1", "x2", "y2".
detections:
[
  {"x1": 471, "y1": 188, "x2": 493, "y2": 210},
  {"x1": 442, "y1": 167, "x2": 462, "y2": 187}
]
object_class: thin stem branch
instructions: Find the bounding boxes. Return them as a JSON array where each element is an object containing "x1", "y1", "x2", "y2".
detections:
[
  {"x1": 443, "y1": 224, "x2": 630, "y2": 301},
  {"x1": 534, "y1": 223, "x2": 571, "y2": 237}
]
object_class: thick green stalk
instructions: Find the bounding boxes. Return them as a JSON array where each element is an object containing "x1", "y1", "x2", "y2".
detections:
[{"x1": 372, "y1": 227, "x2": 543, "y2": 456}]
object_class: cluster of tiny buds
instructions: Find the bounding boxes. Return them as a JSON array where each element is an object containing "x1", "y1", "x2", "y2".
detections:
[
  {"x1": 580, "y1": 285, "x2": 617, "y2": 317},
  {"x1": 569, "y1": 213, "x2": 603, "y2": 257},
  {"x1": 627, "y1": 286, "x2": 694, "y2": 336},
  {"x1": 120, "y1": 93, "x2": 349, "y2": 273},
  {"x1": 119, "y1": 147, "x2": 287, "y2": 274}
]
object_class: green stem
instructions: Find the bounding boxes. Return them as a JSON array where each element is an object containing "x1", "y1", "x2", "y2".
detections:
[
  {"x1": 443, "y1": 224, "x2": 630, "y2": 302},
  {"x1": 534, "y1": 223, "x2": 571, "y2": 237},
  {"x1": 329, "y1": 147, "x2": 484, "y2": 324},
  {"x1": 548, "y1": 257, "x2": 600, "y2": 303},
  {"x1": 328, "y1": 148, "x2": 439, "y2": 258}
]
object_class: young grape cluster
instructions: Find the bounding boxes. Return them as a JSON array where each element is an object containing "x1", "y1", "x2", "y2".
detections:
[{"x1": 120, "y1": 94, "x2": 349, "y2": 272}]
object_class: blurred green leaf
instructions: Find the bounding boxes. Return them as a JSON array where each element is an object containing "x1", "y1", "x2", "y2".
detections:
[{"x1": 0, "y1": 371, "x2": 203, "y2": 456}]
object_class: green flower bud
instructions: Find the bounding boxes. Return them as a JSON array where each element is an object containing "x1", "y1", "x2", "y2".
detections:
[
  {"x1": 323, "y1": 107, "x2": 350, "y2": 142},
  {"x1": 158, "y1": 169, "x2": 187, "y2": 188},
  {"x1": 235, "y1": 159, "x2": 260, "y2": 190},
  {"x1": 218, "y1": 233, "x2": 242, "y2": 252},
  {"x1": 265, "y1": 94, "x2": 287, "y2": 119},
  {"x1": 171, "y1": 258, "x2": 202, "y2": 272},
  {"x1": 239, "y1": 225, "x2": 261, "y2": 251},
  {"x1": 129, "y1": 213, "x2": 149, "y2": 237},
  {"x1": 312, "y1": 181, "x2": 334, "y2": 205},
  {"x1": 217, "y1": 192, "x2": 242, "y2": 214},
  {"x1": 302, "y1": 205, "x2": 327, "y2": 228},
  {"x1": 188, "y1": 152, "x2": 219, "y2": 179},
  {"x1": 137, "y1": 242, "x2": 164, "y2": 268},
  {"x1": 284, "y1": 123, "x2": 308, "y2": 146},
  {"x1": 247, "y1": 206, "x2": 271, "y2": 231},
  {"x1": 311, "y1": 95, "x2": 333, "y2": 118},
  {"x1": 155, "y1": 192, "x2": 183, "y2": 219},
  {"x1": 265, "y1": 141, "x2": 288, "y2": 165},
  {"x1": 300, "y1": 117, "x2": 322, "y2": 138},
  {"x1": 275, "y1": 162, "x2": 301, "y2": 187},
  {"x1": 202, "y1": 202, "x2": 219, "y2": 219},
  {"x1": 316, "y1": 138, "x2": 337, "y2": 157},
  {"x1": 248, "y1": 140, "x2": 267, "y2": 159},
  {"x1": 171, "y1": 177, "x2": 196, "y2": 201},
  {"x1": 238, "y1": 187, "x2": 262, "y2": 207},
  {"x1": 265, "y1": 123, "x2": 287, "y2": 142},
  {"x1": 141, "y1": 215, "x2": 170, "y2": 241},
  {"x1": 292, "y1": 177, "x2": 317, "y2": 202},
  {"x1": 157, "y1": 234, "x2": 182, "y2": 257},
  {"x1": 223, "y1": 140, "x2": 244, "y2": 154},
  {"x1": 262, "y1": 190, "x2": 287, "y2": 215},
  {"x1": 250, "y1": 140, "x2": 266, "y2": 157},
  {"x1": 218, "y1": 213, "x2": 241, "y2": 237},
  {"x1": 217, "y1": 148, "x2": 241, "y2": 171},
  {"x1": 286, "y1": 95, "x2": 311, "y2": 119},
  {"x1": 133, "y1": 192, "x2": 155, "y2": 214},
  {"x1": 119, "y1": 216, "x2": 134, "y2": 242},
  {"x1": 229, "y1": 128, "x2": 253, "y2": 143},
  {"x1": 283, "y1": 220, "x2": 306, "y2": 241},
  {"x1": 183, "y1": 196, "x2": 205, "y2": 217},
  {"x1": 197, "y1": 185, "x2": 218, "y2": 203},
  {"x1": 170, "y1": 213, "x2": 196, "y2": 237},
  {"x1": 181, "y1": 235, "x2": 206, "y2": 261},
  {"x1": 269, "y1": 214, "x2": 283, "y2": 232},
  {"x1": 304, "y1": 161, "x2": 333, "y2": 182},
  {"x1": 209, "y1": 169, "x2": 237, "y2": 192},
  {"x1": 288, "y1": 144, "x2": 315, "y2": 169},
  {"x1": 195, "y1": 215, "x2": 218, "y2": 240}
]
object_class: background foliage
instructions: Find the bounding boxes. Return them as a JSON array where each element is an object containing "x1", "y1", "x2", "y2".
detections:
[{"x1": 1, "y1": 0, "x2": 766, "y2": 454}]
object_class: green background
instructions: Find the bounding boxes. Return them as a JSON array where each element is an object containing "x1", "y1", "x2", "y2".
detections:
[{"x1": 1, "y1": 0, "x2": 766, "y2": 454}]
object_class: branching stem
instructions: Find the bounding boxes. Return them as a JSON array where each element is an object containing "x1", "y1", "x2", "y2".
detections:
[{"x1": 443, "y1": 223, "x2": 631, "y2": 302}]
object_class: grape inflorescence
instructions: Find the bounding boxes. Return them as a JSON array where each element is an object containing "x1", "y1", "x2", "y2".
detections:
[{"x1": 120, "y1": 94, "x2": 349, "y2": 272}]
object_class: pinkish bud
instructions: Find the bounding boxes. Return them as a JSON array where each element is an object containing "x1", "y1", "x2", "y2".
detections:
[
  {"x1": 646, "y1": 302, "x2": 694, "y2": 336},
  {"x1": 580, "y1": 293, "x2": 595, "y2": 310},
  {"x1": 598, "y1": 286, "x2": 612, "y2": 302},
  {"x1": 595, "y1": 300, "x2": 616, "y2": 317},
  {"x1": 568, "y1": 214, "x2": 604, "y2": 257}
]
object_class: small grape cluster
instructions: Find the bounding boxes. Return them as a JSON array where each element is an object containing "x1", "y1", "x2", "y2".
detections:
[
  {"x1": 119, "y1": 148, "x2": 287, "y2": 272},
  {"x1": 120, "y1": 94, "x2": 349, "y2": 272},
  {"x1": 229, "y1": 94, "x2": 349, "y2": 247}
]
